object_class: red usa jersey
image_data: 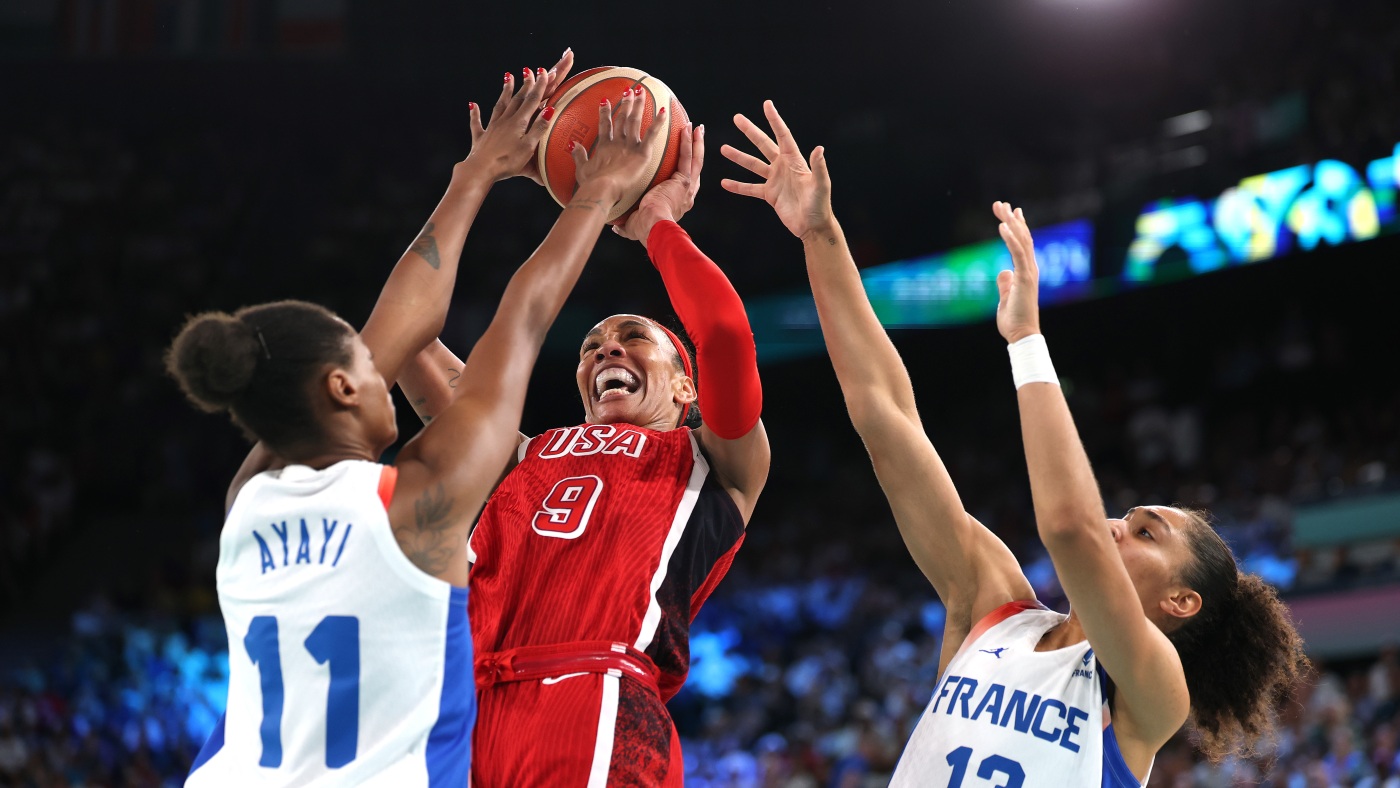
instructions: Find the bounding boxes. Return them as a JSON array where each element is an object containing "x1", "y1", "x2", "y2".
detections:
[{"x1": 468, "y1": 424, "x2": 745, "y2": 700}]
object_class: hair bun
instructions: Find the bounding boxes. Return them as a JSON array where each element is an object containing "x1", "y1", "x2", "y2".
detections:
[{"x1": 165, "y1": 312, "x2": 263, "y2": 412}]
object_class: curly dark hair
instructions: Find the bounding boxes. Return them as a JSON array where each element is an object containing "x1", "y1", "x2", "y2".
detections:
[
  {"x1": 165, "y1": 300, "x2": 354, "y2": 453},
  {"x1": 1167, "y1": 507, "x2": 1309, "y2": 761}
]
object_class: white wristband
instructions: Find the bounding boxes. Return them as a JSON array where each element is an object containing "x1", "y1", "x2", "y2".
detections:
[{"x1": 1008, "y1": 334, "x2": 1060, "y2": 390}]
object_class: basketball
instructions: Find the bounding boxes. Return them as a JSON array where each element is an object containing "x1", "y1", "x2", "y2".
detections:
[{"x1": 536, "y1": 66, "x2": 689, "y2": 222}]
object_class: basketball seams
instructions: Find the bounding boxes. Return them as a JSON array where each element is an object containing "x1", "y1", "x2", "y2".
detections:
[
  {"x1": 539, "y1": 70, "x2": 606, "y2": 206},
  {"x1": 538, "y1": 68, "x2": 618, "y2": 205},
  {"x1": 536, "y1": 67, "x2": 683, "y2": 220},
  {"x1": 579, "y1": 73, "x2": 653, "y2": 206},
  {"x1": 540, "y1": 69, "x2": 650, "y2": 206}
]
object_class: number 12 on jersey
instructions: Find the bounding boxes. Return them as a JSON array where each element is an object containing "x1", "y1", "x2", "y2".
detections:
[
  {"x1": 946, "y1": 746, "x2": 1025, "y2": 788},
  {"x1": 244, "y1": 615, "x2": 360, "y2": 769}
]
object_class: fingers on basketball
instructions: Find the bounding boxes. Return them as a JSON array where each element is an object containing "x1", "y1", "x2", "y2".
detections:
[
  {"x1": 596, "y1": 97, "x2": 614, "y2": 142},
  {"x1": 642, "y1": 103, "x2": 667, "y2": 146},
  {"x1": 689, "y1": 125, "x2": 705, "y2": 185},
  {"x1": 537, "y1": 67, "x2": 689, "y2": 220}
]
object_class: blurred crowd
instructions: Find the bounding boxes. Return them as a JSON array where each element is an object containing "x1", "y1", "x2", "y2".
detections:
[
  {"x1": 947, "y1": 0, "x2": 1400, "y2": 238},
  {"x1": 661, "y1": 304, "x2": 1399, "y2": 786},
  {"x1": 2, "y1": 278, "x2": 1397, "y2": 787},
  {"x1": 4, "y1": 1, "x2": 1400, "y2": 785},
  {"x1": 675, "y1": 595, "x2": 1400, "y2": 788}
]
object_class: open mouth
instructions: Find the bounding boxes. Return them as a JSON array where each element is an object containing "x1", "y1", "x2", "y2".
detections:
[{"x1": 594, "y1": 367, "x2": 640, "y2": 402}]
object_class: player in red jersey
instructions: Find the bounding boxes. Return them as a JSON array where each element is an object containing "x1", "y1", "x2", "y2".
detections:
[{"x1": 400, "y1": 106, "x2": 769, "y2": 787}]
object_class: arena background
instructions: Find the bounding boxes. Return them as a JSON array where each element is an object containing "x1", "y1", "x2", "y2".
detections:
[{"x1": 3, "y1": 0, "x2": 1399, "y2": 785}]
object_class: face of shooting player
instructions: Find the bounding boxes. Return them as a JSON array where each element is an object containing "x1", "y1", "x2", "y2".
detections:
[{"x1": 577, "y1": 314, "x2": 695, "y2": 432}]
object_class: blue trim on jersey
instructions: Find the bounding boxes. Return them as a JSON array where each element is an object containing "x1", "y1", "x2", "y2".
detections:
[
  {"x1": 1094, "y1": 665, "x2": 1141, "y2": 787},
  {"x1": 1100, "y1": 724, "x2": 1141, "y2": 787},
  {"x1": 188, "y1": 712, "x2": 226, "y2": 775},
  {"x1": 425, "y1": 585, "x2": 475, "y2": 787}
]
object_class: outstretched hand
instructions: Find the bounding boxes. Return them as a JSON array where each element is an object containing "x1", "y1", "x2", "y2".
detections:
[
  {"x1": 993, "y1": 201, "x2": 1042, "y2": 344},
  {"x1": 464, "y1": 48, "x2": 576, "y2": 183},
  {"x1": 720, "y1": 101, "x2": 834, "y2": 241},
  {"x1": 614, "y1": 122, "x2": 705, "y2": 244},
  {"x1": 570, "y1": 87, "x2": 670, "y2": 210}
]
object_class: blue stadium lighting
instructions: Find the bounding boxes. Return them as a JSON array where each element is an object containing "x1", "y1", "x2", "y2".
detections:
[{"x1": 1125, "y1": 142, "x2": 1400, "y2": 282}]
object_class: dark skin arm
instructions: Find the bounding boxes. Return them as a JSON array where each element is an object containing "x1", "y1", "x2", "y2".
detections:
[
  {"x1": 388, "y1": 92, "x2": 666, "y2": 584},
  {"x1": 225, "y1": 62, "x2": 560, "y2": 506},
  {"x1": 397, "y1": 49, "x2": 578, "y2": 430}
]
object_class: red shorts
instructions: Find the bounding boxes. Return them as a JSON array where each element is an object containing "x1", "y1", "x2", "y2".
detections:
[{"x1": 471, "y1": 642, "x2": 683, "y2": 788}]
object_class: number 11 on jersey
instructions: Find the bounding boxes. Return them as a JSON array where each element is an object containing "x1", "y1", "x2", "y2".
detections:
[{"x1": 245, "y1": 615, "x2": 361, "y2": 769}]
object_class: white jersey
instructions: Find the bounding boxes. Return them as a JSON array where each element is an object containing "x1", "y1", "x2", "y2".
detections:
[
  {"x1": 187, "y1": 461, "x2": 474, "y2": 788},
  {"x1": 891, "y1": 601, "x2": 1148, "y2": 788}
]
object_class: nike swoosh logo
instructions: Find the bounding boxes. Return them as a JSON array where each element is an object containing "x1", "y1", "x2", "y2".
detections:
[{"x1": 541, "y1": 672, "x2": 588, "y2": 685}]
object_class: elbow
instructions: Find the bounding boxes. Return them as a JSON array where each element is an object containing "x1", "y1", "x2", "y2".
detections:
[
  {"x1": 844, "y1": 391, "x2": 914, "y2": 438},
  {"x1": 843, "y1": 390, "x2": 883, "y2": 430},
  {"x1": 696, "y1": 319, "x2": 755, "y2": 360},
  {"x1": 405, "y1": 318, "x2": 446, "y2": 359},
  {"x1": 424, "y1": 314, "x2": 447, "y2": 343}
]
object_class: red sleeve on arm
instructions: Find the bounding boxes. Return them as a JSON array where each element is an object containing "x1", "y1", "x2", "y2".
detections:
[{"x1": 646, "y1": 220, "x2": 762, "y2": 440}]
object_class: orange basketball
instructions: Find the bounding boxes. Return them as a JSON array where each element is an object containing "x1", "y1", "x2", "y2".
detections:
[{"x1": 536, "y1": 66, "x2": 689, "y2": 223}]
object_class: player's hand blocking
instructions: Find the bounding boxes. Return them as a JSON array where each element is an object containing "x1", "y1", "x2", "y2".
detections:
[
  {"x1": 465, "y1": 48, "x2": 575, "y2": 183},
  {"x1": 720, "y1": 100, "x2": 835, "y2": 242},
  {"x1": 992, "y1": 201, "x2": 1042, "y2": 344},
  {"x1": 613, "y1": 122, "x2": 705, "y2": 244},
  {"x1": 570, "y1": 88, "x2": 669, "y2": 210}
]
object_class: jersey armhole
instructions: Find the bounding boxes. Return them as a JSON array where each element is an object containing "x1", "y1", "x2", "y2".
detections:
[
  {"x1": 377, "y1": 465, "x2": 398, "y2": 511},
  {"x1": 952, "y1": 599, "x2": 1046, "y2": 660},
  {"x1": 1101, "y1": 723, "x2": 1146, "y2": 787}
]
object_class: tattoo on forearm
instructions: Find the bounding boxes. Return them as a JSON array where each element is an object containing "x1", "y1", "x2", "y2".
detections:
[
  {"x1": 393, "y1": 482, "x2": 457, "y2": 574},
  {"x1": 410, "y1": 396, "x2": 434, "y2": 424},
  {"x1": 411, "y1": 221, "x2": 441, "y2": 269},
  {"x1": 446, "y1": 368, "x2": 461, "y2": 388},
  {"x1": 567, "y1": 197, "x2": 606, "y2": 212}
]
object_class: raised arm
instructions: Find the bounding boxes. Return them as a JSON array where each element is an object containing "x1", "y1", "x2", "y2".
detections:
[
  {"x1": 993, "y1": 202, "x2": 1189, "y2": 747},
  {"x1": 613, "y1": 124, "x2": 770, "y2": 522},
  {"x1": 398, "y1": 49, "x2": 578, "y2": 426},
  {"x1": 720, "y1": 103, "x2": 1032, "y2": 670},
  {"x1": 225, "y1": 64, "x2": 559, "y2": 506},
  {"x1": 361, "y1": 63, "x2": 562, "y2": 384},
  {"x1": 400, "y1": 340, "x2": 465, "y2": 426},
  {"x1": 390, "y1": 90, "x2": 667, "y2": 587}
]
